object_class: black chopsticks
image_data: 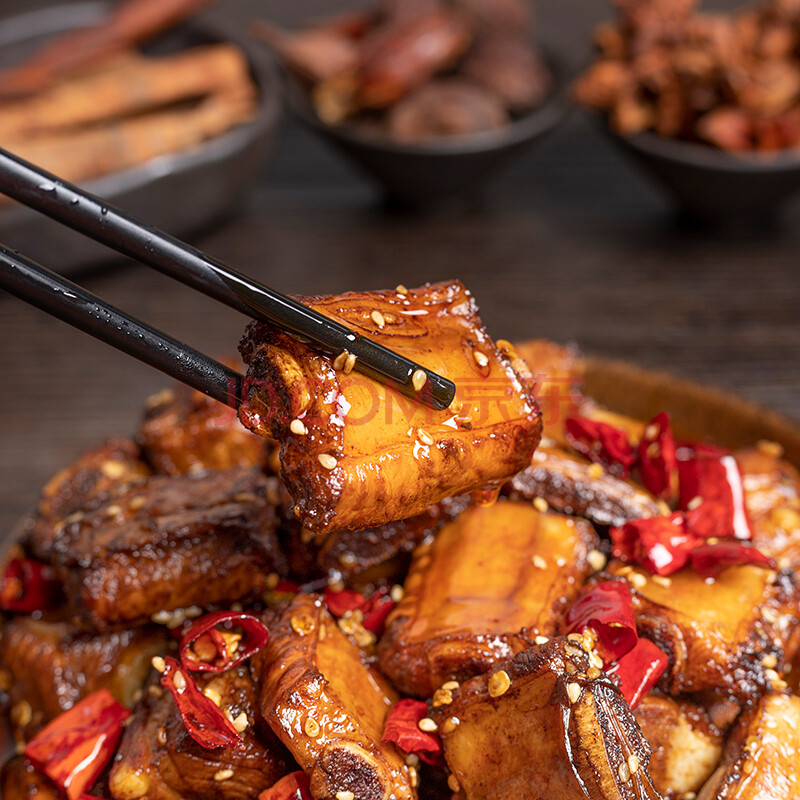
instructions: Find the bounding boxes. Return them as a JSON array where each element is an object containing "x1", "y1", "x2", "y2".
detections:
[
  {"x1": 0, "y1": 147, "x2": 456, "y2": 411},
  {"x1": 0, "y1": 244, "x2": 243, "y2": 406}
]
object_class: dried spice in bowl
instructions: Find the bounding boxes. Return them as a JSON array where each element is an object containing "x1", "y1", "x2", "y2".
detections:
[
  {"x1": 574, "y1": 0, "x2": 800, "y2": 152},
  {"x1": 253, "y1": 0, "x2": 551, "y2": 142}
]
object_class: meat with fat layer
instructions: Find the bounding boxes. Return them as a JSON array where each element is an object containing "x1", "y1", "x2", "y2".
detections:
[
  {"x1": 238, "y1": 280, "x2": 541, "y2": 534},
  {"x1": 252, "y1": 594, "x2": 416, "y2": 800},
  {"x1": 377, "y1": 500, "x2": 599, "y2": 697},
  {"x1": 0, "y1": 616, "x2": 165, "y2": 738},
  {"x1": 26, "y1": 467, "x2": 285, "y2": 630},
  {"x1": 508, "y1": 444, "x2": 663, "y2": 528},
  {"x1": 429, "y1": 637, "x2": 663, "y2": 800}
]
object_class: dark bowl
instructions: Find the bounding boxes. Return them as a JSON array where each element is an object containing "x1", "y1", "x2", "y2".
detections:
[
  {"x1": 0, "y1": 2, "x2": 282, "y2": 273},
  {"x1": 282, "y1": 52, "x2": 569, "y2": 208},
  {"x1": 604, "y1": 122, "x2": 800, "y2": 222}
]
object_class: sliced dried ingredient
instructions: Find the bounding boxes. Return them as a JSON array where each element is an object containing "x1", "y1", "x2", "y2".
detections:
[
  {"x1": 159, "y1": 657, "x2": 244, "y2": 750},
  {"x1": 0, "y1": 557, "x2": 61, "y2": 613},
  {"x1": 611, "y1": 513, "x2": 700, "y2": 576},
  {"x1": 636, "y1": 411, "x2": 677, "y2": 500},
  {"x1": 565, "y1": 414, "x2": 636, "y2": 477},
  {"x1": 180, "y1": 611, "x2": 270, "y2": 672},
  {"x1": 605, "y1": 638, "x2": 668, "y2": 708},
  {"x1": 564, "y1": 580, "x2": 638, "y2": 663},
  {"x1": 689, "y1": 540, "x2": 775, "y2": 578},
  {"x1": 678, "y1": 451, "x2": 754, "y2": 540},
  {"x1": 258, "y1": 771, "x2": 314, "y2": 800},
  {"x1": 382, "y1": 698, "x2": 443, "y2": 765},
  {"x1": 24, "y1": 689, "x2": 130, "y2": 800}
]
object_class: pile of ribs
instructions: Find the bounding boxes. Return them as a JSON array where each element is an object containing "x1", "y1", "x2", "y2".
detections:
[{"x1": 1, "y1": 279, "x2": 800, "y2": 800}]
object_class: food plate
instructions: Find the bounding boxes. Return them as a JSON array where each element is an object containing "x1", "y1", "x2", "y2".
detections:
[
  {"x1": 2, "y1": 343, "x2": 800, "y2": 797},
  {"x1": 0, "y1": 2, "x2": 281, "y2": 272}
]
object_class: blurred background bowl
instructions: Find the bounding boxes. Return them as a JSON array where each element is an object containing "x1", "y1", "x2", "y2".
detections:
[
  {"x1": 0, "y1": 1, "x2": 282, "y2": 273},
  {"x1": 282, "y1": 51, "x2": 569, "y2": 209},
  {"x1": 604, "y1": 124, "x2": 800, "y2": 223}
]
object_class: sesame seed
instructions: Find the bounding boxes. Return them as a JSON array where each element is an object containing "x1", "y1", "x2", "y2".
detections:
[
  {"x1": 173, "y1": 671, "x2": 186, "y2": 691},
  {"x1": 441, "y1": 680, "x2": 460, "y2": 691},
  {"x1": 532, "y1": 555, "x2": 547, "y2": 570},
  {"x1": 566, "y1": 683, "x2": 581, "y2": 704},
  {"x1": 265, "y1": 572, "x2": 280, "y2": 590},
  {"x1": 535, "y1": 635, "x2": 549, "y2": 645},
  {"x1": 405, "y1": 754, "x2": 420, "y2": 767},
  {"x1": 336, "y1": 792, "x2": 355, "y2": 800},
  {"x1": 291, "y1": 614, "x2": 316, "y2": 635},
  {"x1": 151, "y1": 656, "x2": 166, "y2": 673},
  {"x1": 412, "y1": 369, "x2": 427, "y2": 392},
  {"x1": 440, "y1": 716, "x2": 461, "y2": 734},
  {"x1": 587, "y1": 463, "x2": 604, "y2": 479},
  {"x1": 762, "y1": 654, "x2": 778, "y2": 669},
  {"x1": 628, "y1": 755, "x2": 639, "y2": 774},
  {"x1": 657, "y1": 501, "x2": 671, "y2": 515},
  {"x1": 473, "y1": 351, "x2": 489, "y2": 368},
  {"x1": 618, "y1": 761, "x2": 630, "y2": 782},
  {"x1": 64, "y1": 511, "x2": 84, "y2": 525},
  {"x1": 687, "y1": 496, "x2": 703, "y2": 511},
  {"x1": 333, "y1": 351, "x2": 348, "y2": 371},
  {"x1": 101, "y1": 460, "x2": 128, "y2": 479},
  {"x1": 371, "y1": 310, "x2": 386, "y2": 329},
  {"x1": 151, "y1": 610, "x2": 172, "y2": 624},
  {"x1": 417, "y1": 428, "x2": 434, "y2": 446},
  {"x1": 105, "y1": 504, "x2": 123, "y2": 517},
  {"x1": 644, "y1": 424, "x2": 659, "y2": 439},
  {"x1": 587, "y1": 666, "x2": 602, "y2": 679},
  {"x1": 418, "y1": 717, "x2": 438, "y2": 732},
  {"x1": 652, "y1": 575, "x2": 672, "y2": 588},
  {"x1": 432, "y1": 688, "x2": 453, "y2": 707},
  {"x1": 587, "y1": 549, "x2": 607, "y2": 572},
  {"x1": 396, "y1": 284, "x2": 409, "y2": 295},
  {"x1": 448, "y1": 775, "x2": 461, "y2": 793},
  {"x1": 743, "y1": 761, "x2": 754, "y2": 775},
  {"x1": 533, "y1": 497, "x2": 549, "y2": 513},
  {"x1": 290, "y1": 419, "x2": 307, "y2": 435},
  {"x1": 128, "y1": 496, "x2": 146, "y2": 512},
  {"x1": 589, "y1": 652, "x2": 604, "y2": 670},
  {"x1": 304, "y1": 717, "x2": 321, "y2": 737},
  {"x1": 629, "y1": 572, "x2": 647, "y2": 589},
  {"x1": 390, "y1": 585, "x2": 404, "y2": 602},
  {"x1": 203, "y1": 687, "x2": 222, "y2": 706},
  {"x1": 488, "y1": 670, "x2": 511, "y2": 698},
  {"x1": 148, "y1": 685, "x2": 164, "y2": 698},
  {"x1": 214, "y1": 769, "x2": 234, "y2": 782},
  {"x1": 757, "y1": 439, "x2": 784, "y2": 458},
  {"x1": 11, "y1": 701, "x2": 32, "y2": 728},
  {"x1": 408, "y1": 765, "x2": 418, "y2": 788},
  {"x1": 344, "y1": 353, "x2": 357, "y2": 374},
  {"x1": 567, "y1": 633, "x2": 584, "y2": 643},
  {"x1": 232, "y1": 712, "x2": 249, "y2": 732},
  {"x1": 157, "y1": 726, "x2": 167, "y2": 745},
  {"x1": 318, "y1": 454, "x2": 337, "y2": 470}
]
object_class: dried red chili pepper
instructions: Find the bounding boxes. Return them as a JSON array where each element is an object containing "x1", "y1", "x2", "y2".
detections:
[
  {"x1": 179, "y1": 611, "x2": 269, "y2": 673},
  {"x1": 611, "y1": 514, "x2": 700, "y2": 576},
  {"x1": 24, "y1": 689, "x2": 130, "y2": 800},
  {"x1": 0, "y1": 557, "x2": 60, "y2": 612},
  {"x1": 258, "y1": 770, "x2": 313, "y2": 800},
  {"x1": 606, "y1": 638, "x2": 668, "y2": 708},
  {"x1": 564, "y1": 581, "x2": 638, "y2": 663},
  {"x1": 565, "y1": 416, "x2": 636, "y2": 478},
  {"x1": 323, "y1": 586, "x2": 396, "y2": 636},
  {"x1": 324, "y1": 587, "x2": 367, "y2": 618},
  {"x1": 361, "y1": 587, "x2": 395, "y2": 635},
  {"x1": 382, "y1": 698, "x2": 443, "y2": 765},
  {"x1": 637, "y1": 412, "x2": 677, "y2": 500},
  {"x1": 678, "y1": 453, "x2": 753, "y2": 540},
  {"x1": 160, "y1": 657, "x2": 244, "y2": 750},
  {"x1": 689, "y1": 541, "x2": 775, "y2": 578}
]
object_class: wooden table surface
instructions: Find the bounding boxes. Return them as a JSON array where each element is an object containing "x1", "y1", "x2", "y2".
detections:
[{"x1": 1, "y1": 0, "x2": 799, "y2": 535}]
